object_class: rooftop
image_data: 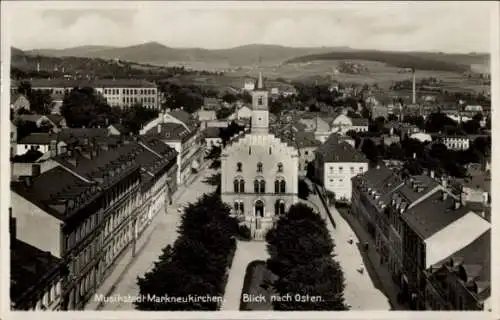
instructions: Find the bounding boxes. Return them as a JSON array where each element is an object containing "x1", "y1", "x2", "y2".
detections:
[
  {"x1": 436, "y1": 229, "x2": 491, "y2": 290},
  {"x1": 202, "y1": 127, "x2": 222, "y2": 139},
  {"x1": 12, "y1": 166, "x2": 94, "y2": 220},
  {"x1": 351, "y1": 117, "x2": 369, "y2": 126},
  {"x1": 168, "y1": 110, "x2": 195, "y2": 128},
  {"x1": 316, "y1": 134, "x2": 367, "y2": 163},
  {"x1": 17, "y1": 114, "x2": 46, "y2": 123},
  {"x1": 54, "y1": 142, "x2": 141, "y2": 185},
  {"x1": 397, "y1": 174, "x2": 440, "y2": 204},
  {"x1": 146, "y1": 122, "x2": 196, "y2": 143},
  {"x1": 18, "y1": 132, "x2": 59, "y2": 145},
  {"x1": 11, "y1": 239, "x2": 63, "y2": 306},
  {"x1": 403, "y1": 191, "x2": 470, "y2": 240}
]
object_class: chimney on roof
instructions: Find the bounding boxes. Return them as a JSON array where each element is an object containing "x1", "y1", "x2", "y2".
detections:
[
  {"x1": 24, "y1": 176, "x2": 33, "y2": 188},
  {"x1": 441, "y1": 176, "x2": 448, "y2": 189},
  {"x1": 442, "y1": 190, "x2": 448, "y2": 201}
]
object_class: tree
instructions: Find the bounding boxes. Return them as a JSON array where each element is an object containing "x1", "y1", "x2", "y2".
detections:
[
  {"x1": 121, "y1": 104, "x2": 159, "y2": 133},
  {"x1": 215, "y1": 107, "x2": 233, "y2": 120},
  {"x1": 135, "y1": 192, "x2": 237, "y2": 311},
  {"x1": 266, "y1": 203, "x2": 348, "y2": 310},
  {"x1": 361, "y1": 138, "x2": 379, "y2": 163},
  {"x1": 61, "y1": 87, "x2": 114, "y2": 128},
  {"x1": 387, "y1": 114, "x2": 399, "y2": 122},
  {"x1": 298, "y1": 179, "x2": 311, "y2": 200},
  {"x1": 222, "y1": 93, "x2": 237, "y2": 104}
]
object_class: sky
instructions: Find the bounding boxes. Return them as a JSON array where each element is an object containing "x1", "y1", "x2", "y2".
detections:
[{"x1": 4, "y1": 1, "x2": 495, "y2": 53}]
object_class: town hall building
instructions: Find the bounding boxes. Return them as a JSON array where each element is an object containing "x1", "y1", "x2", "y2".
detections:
[{"x1": 221, "y1": 73, "x2": 299, "y2": 240}]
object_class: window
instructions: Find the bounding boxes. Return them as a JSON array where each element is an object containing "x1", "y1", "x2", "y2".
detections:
[
  {"x1": 305, "y1": 151, "x2": 309, "y2": 155},
  {"x1": 258, "y1": 96, "x2": 263, "y2": 105},
  {"x1": 277, "y1": 163, "x2": 283, "y2": 172},
  {"x1": 339, "y1": 166, "x2": 343, "y2": 173},
  {"x1": 329, "y1": 166, "x2": 333, "y2": 174},
  {"x1": 236, "y1": 162, "x2": 242, "y2": 172},
  {"x1": 280, "y1": 180, "x2": 286, "y2": 193},
  {"x1": 275, "y1": 200, "x2": 286, "y2": 215},
  {"x1": 359, "y1": 167, "x2": 364, "y2": 173},
  {"x1": 350, "y1": 167, "x2": 354, "y2": 174},
  {"x1": 239, "y1": 202, "x2": 244, "y2": 214},
  {"x1": 254, "y1": 179, "x2": 266, "y2": 193},
  {"x1": 257, "y1": 162, "x2": 263, "y2": 172}
]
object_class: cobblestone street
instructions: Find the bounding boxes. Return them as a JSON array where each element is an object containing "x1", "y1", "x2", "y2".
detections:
[{"x1": 85, "y1": 166, "x2": 218, "y2": 311}]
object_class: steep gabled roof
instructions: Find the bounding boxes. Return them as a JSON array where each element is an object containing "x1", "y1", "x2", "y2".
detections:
[{"x1": 316, "y1": 134, "x2": 367, "y2": 163}]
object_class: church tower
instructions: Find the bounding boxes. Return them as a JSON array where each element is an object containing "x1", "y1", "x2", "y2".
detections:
[{"x1": 251, "y1": 72, "x2": 269, "y2": 134}]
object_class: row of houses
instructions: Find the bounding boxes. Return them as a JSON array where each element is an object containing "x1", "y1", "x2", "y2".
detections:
[
  {"x1": 351, "y1": 166, "x2": 491, "y2": 311},
  {"x1": 10, "y1": 136, "x2": 179, "y2": 310},
  {"x1": 12, "y1": 109, "x2": 206, "y2": 186}
]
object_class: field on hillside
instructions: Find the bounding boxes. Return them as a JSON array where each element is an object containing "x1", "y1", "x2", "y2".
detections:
[{"x1": 221, "y1": 60, "x2": 489, "y2": 93}]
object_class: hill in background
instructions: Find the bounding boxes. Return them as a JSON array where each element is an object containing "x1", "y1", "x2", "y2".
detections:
[{"x1": 285, "y1": 50, "x2": 490, "y2": 73}]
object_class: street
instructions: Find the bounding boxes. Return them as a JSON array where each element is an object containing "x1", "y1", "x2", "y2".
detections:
[
  {"x1": 87, "y1": 166, "x2": 218, "y2": 311},
  {"x1": 305, "y1": 191, "x2": 392, "y2": 310}
]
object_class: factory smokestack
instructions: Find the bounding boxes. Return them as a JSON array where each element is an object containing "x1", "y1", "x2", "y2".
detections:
[{"x1": 412, "y1": 68, "x2": 416, "y2": 104}]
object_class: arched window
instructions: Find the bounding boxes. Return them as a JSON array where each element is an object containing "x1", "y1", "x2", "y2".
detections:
[
  {"x1": 280, "y1": 180, "x2": 286, "y2": 193},
  {"x1": 259, "y1": 180, "x2": 266, "y2": 193},
  {"x1": 274, "y1": 180, "x2": 280, "y2": 193},
  {"x1": 257, "y1": 162, "x2": 263, "y2": 172},
  {"x1": 234, "y1": 178, "x2": 244, "y2": 193},
  {"x1": 254, "y1": 179, "x2": 259, "y2": 193},
  {"x1": 255, "y1": 200, "x2": 264, "y2": 217},
  {"x1": 239, "y1": 202, "x2": 244, "y2": 213},
  {"x1": 236, "y1": 162, "x2": 242, "y2": 172},
  {"x1": 234, "y1": 202, "x2": 239, "y2": 212},
  {"x1": 277, "y1": 163, "x2": 283, "y2": 172},
  {"x1": 275, "y1": 178, "x2": 286, "y2": 194},
  {"x1": 275, "y1": 200, "x2": 286, "y2": 215}
]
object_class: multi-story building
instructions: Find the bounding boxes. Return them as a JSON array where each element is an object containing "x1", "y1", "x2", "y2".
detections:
[
  {"x1": 278, "y1": 131, "x2": 321, "y2": 176},
  {"x1": 424, "y1": 230, "x2": 491, "y2": 311},
  {"x1": 315, "y1": 134, "x2": 368, "y2": 202},
  {"x1": 10, "y1": 93, "x2": 31, "y2": 113},
  {"x1": 401, "y1": 190, "x2": 491, "y2": 310},
  {"x1": 134, "y1": 138, "x2": 178, "y2": 241},
  {"x1": 352, "y1": 168, "x2": 492, "y2": 310},
  {"x1": 10, "y1": 138, "x2": 177, "y2": 310},
  {"x1": 12, "y1": 79, "x2": 159, "y2": 109},
  {"x1": 10, "y1": 208, "x2": 65, "y2": 311},
  {"x1": 221, "y1": 73, "x2": 299, "y2": 240},
  {"x1": 140, "y1": 110, "x2": 205, "y2": 185},
  {"x1": 202, "y1": 127, "x2": 223, "y2": 152}
]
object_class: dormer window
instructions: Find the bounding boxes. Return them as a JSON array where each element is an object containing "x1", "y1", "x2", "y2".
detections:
[
  {"x1": 257, "y1": 162, "x2": 263, "y2": 172},
  {"x1": 236, "y1": 162, "x2": 242, "y2": 172},
  {"x1": 277, "y1": 163, "x2": 283, "y2": 172}
]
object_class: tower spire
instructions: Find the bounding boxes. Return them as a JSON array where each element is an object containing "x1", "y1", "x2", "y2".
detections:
[{"x1": 257, "y1": 72, "x2": 263, "y2": 89}]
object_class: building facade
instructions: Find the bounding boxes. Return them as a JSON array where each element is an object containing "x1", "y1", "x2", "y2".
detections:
[
  {"x1": 221, "y1": 73, "x2": 299, "y2": 240},
  {"x1": 12, "y1": 79, "x2": 159, "y2": 109},
  {"x1": 315, "y1": 135, "x2": 368, "y2": 202},
  {"x1": 10, "y1": 138, "x2": 177, "y2": 310}
]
